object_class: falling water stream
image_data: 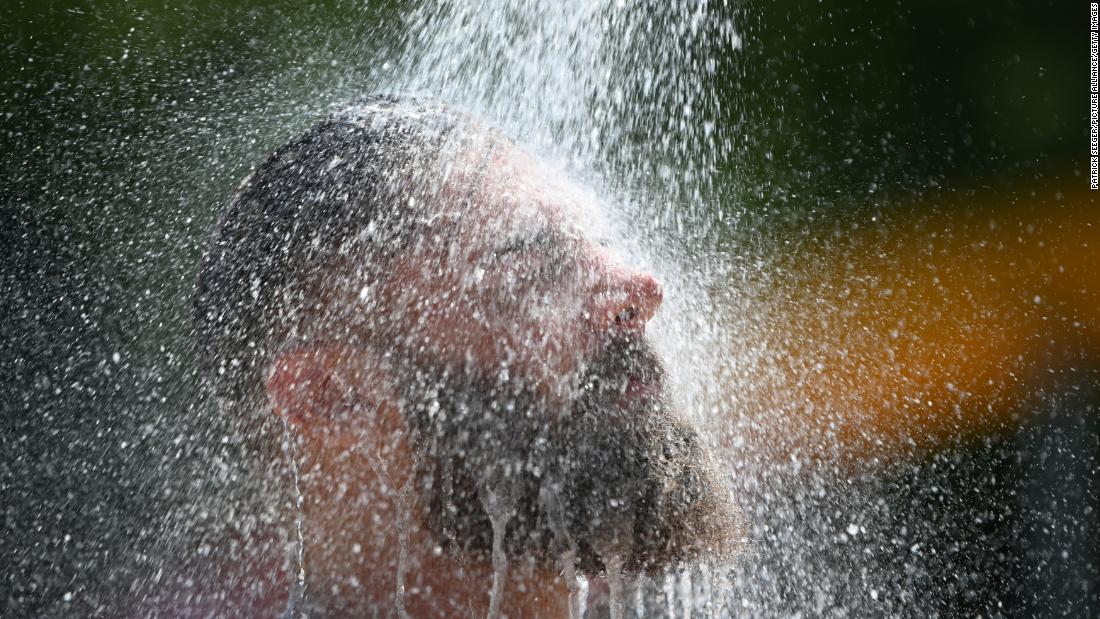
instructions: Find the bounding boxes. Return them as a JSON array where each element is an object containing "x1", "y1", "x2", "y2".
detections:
[
  {"x1": 279, "y1": 419, "x2": 307, "y2": 618},
  {"x1": 561, "y1": 549, "x2": 583, "y2": 619},
  {"x1": 365, "y1": 448, "x2": 412, "y2": 619},
  {"x1": 603, "y1": 554, "x2": 625, "y2": 619},
  {"x1": 484, "y1": 491, "x2": 511, "y2": 619},
  {"x1": 375, "y1": 3, "x2": 744, "y2": 615}
]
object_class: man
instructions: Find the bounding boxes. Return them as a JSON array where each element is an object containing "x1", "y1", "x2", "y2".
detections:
[{"x1": 192, "y1": 96, "x2": 740, "y2": 617}]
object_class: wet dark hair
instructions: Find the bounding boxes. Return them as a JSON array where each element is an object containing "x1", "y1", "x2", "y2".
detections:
[{"x1": 194, "y1": 96, "x2": 465, "y2": 416}]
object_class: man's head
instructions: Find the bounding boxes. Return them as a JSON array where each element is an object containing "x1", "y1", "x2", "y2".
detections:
[{"x1": 195, "y1": 96, "x2": 740, "y2": 582}]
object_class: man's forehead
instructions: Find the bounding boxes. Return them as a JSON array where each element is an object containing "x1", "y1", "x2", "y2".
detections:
[{"x1": 448, "y1": 139, "x2": 613, "y2": 241}]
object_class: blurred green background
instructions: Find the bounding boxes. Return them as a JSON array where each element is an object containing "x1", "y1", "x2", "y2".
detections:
[{"x1": 2, "y1": 0, "x2": 1093, "y2": 616}]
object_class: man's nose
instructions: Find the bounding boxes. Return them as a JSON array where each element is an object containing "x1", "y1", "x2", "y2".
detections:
[{"x1": 590, "y1": 266, "x2": 664, "y2": 334}]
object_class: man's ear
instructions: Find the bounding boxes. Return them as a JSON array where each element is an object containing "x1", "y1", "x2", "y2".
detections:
[
  {"x1": 265, "y1": 346, "x2": 400, "y2": 437},
  {"x1": 266, "y1": 347, "x2": 331, "y2": 429}
]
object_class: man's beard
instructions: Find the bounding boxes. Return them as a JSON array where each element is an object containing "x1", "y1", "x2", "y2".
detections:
[{"x1": 397, "y1": 336, "x2": 741, "y2": 576}]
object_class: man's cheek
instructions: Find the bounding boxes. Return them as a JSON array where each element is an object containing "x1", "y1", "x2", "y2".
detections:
[{"x1": 523, "y1": 303, "x2": 594, "y2": 380}]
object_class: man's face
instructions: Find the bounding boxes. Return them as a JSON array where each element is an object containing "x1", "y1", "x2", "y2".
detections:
[
  {"x1": 375, "y1": 141, "x2": 664, "y2": 403},
  {"x1": 352, "y1": 134, "x2": 738, "y2": 574}
]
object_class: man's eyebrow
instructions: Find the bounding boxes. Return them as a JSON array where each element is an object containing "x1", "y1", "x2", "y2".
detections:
[{"x1": 492, "y1": 228, "x2": 562, "y2": 256}]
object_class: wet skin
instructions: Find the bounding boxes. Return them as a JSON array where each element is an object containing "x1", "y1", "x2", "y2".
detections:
[{"x1": 266, "y1": 136, "x2": 680, "y2": 617}]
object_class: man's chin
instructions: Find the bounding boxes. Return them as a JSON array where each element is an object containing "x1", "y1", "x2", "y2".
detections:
[{"x1": 557, "y1": 405, "x2": 743, "y2": 576}]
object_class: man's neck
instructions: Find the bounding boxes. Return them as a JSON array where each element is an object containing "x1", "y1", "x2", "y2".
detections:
[{"x1": 298, "y1": 437, "x2": 571, "y2": 617}]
